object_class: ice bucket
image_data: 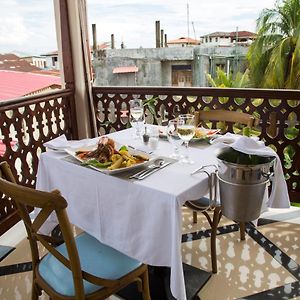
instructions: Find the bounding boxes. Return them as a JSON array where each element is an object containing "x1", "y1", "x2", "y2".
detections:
[{"x1": 217, "y1": 148, "x2": 275, "y2": 222}]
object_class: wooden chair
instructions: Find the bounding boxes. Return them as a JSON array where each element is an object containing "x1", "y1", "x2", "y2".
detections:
[
  {"x1": 186, "y1": 110, "x2": 258, "y2": 273},
  {"x1": 194, "y1": 109, "x2": 256, "y2": 133},
  {"x1": 0, "y1": 161, "x2": 151, "y2": 300}
]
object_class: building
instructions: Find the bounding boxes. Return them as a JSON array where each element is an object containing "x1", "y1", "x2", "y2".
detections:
[
  {"x1": 42, "y1": 50, "x2": 60, "y2": 69},
  {"x1": 167, "y1": 37, "x2": 201, "y2": 47},
  {"x1": 0, "y1": 70, "x2": 61, "y2": 100},
  {"x1": 21, "y1": 55, "x2": 46, "y2": 69},
  {"x1": 0, "y1": 53, "x2": 41, "y2": 72},
  {"x1": 93, "y1": 45, "x2": 248, "y2": 87},
  {"x1": 201, "y1": 31, "x2": 256, "y2": 47}
]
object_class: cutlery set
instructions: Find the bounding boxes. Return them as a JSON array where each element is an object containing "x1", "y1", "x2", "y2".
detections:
[{"x1": 129, "y1": 159, "x2": 171, "y2": 180}]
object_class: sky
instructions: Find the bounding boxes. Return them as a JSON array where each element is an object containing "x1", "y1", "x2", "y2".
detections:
[{"x1": 0, "y1": 0, "x2": 276, "y2": 55}]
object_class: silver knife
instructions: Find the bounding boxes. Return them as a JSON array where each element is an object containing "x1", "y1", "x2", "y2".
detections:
[{"x1": 135, "y1": 162, "x2": 172, "y2": 180}]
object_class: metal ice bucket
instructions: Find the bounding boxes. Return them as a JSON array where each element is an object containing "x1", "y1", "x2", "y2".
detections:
[{"x1": 217, "y1": 148, "x2": 275, "y2": 222}]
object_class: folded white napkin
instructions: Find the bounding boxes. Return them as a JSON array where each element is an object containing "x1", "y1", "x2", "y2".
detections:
[
  {"x1": 210, "y1": 132, "x2": 259, "y2": 145},
  {"x1": 220, "y1": 136, "x2": 290, "y2": 209},
  {"x1": 44, "y1": 134, "x2": 99, "y2": 151}
]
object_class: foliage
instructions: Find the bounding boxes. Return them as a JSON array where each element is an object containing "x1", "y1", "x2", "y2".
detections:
[
  {"x1": 206, "y1": 68, "x2": 251, "y2": 88},
  {"x1": 142, "y1": 96, "x2": 159, "y2": 124},
  {"x1": 247, "y1": 0, "x2": 300, "y2": 89}
]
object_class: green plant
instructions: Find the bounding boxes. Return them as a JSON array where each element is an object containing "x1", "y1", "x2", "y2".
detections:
[{"x1": 247, "y1": 0, "x2": 300, "y2": 89}]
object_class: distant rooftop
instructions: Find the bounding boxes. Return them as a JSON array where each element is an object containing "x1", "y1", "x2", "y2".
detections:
[
  {"x1": 201, "y1": 31, "x2": 256, "y2": 38},
  {"x1": 167, "y1": 37, "x2": 200, "y2": 45},
  {"x1": 0, "y1": 54, "x2": 40, "y2": 72},
  {"x1": 0, "y1": 70, "x2": 61, "y2": 101}
]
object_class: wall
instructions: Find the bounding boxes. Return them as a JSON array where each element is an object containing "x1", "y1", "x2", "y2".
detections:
[{"x1": 93, "y1": 46, "x2": 249, "y2": 87}]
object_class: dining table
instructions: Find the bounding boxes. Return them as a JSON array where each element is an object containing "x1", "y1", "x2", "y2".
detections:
[
  {"x1": 36, "y1": 127, "x2": 218, "y2": 300},
  {"x1": 38, "y1": 127, "x2": 282, "y2": 299}
]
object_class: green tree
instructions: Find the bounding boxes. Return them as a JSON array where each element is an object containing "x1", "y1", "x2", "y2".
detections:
[{"x1": 248, "y1": 0, "x2": 300, "y2": 89}]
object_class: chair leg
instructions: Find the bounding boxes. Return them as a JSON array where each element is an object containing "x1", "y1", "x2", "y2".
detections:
[
  {"x1": 211, "y1": 206, "x2": 221, "y2": 273},
  {"x1": 141, "y1": 269, "x2": 151, "y2": 300},
  {"x1": 193, "y1": 211, "x2": 198, "y2": 224},
  {"x1": 31, "y1": 283, "x2": 39, "y2": 300},
  {"x1": 239, "y1": 222, "x2": 246, "y2": 241}
]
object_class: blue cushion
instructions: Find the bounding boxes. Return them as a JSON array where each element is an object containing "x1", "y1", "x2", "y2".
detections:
[
  {"x1": 0, "y1": 245, "x2": 15, "y2": 261},
  {"x1": 38, "y1": 232, "x2": 142, "y2": 296},
  {"x1": 190, "y1": 197, "x2": 220, "y2": 207}
]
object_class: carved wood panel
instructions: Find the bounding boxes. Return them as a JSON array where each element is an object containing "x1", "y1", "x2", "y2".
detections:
[{"x1": 92, "y1": 87, "x2": 300, "y2": 203}]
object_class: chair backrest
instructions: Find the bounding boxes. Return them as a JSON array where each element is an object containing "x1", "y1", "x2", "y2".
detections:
[
  {"x1": 194, "y1": 109, "x2": 257, "y2": 133},
  {"x1": 0, "y1": 161, "x2": 86, "y2": 297}
]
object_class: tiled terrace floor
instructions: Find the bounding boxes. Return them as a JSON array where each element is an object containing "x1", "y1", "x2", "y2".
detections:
[{"x1": 1, "y1": 206, "x2": 300, "y2": 299}]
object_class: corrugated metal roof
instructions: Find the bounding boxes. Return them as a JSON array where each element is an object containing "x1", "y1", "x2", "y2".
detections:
[
  {"x1": 0, "y1": 70, "x2": 61, "y2": 100},
  {"x1": 113, "y1": 66, "x2": 138, "y2": 74}
]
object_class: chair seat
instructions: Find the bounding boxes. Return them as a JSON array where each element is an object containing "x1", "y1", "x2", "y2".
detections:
[
  {"x1": 38, "y1": 232, "x2": 142, "y2": 297},
  {"x1": 186, "y1": 197, "x2": 220, "y2": 211}
]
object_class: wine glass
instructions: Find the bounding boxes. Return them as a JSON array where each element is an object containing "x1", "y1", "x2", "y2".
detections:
[
  {"x1": 177, "y1": 114, "x2": 195, "y2": 164},
  {"x1": 129, "y1": 99, "x2": 144, "y2": 138},
  {"x1": 167, "y1": 119, "x2": 183, "y2": 159}
]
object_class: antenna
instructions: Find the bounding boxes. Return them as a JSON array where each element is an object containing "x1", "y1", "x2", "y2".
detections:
[
  {"x1": 187, "y1": 3, "x2": 190, "y2": 44},
  {"x1": 192, "y1": 21, "x2": 196, "y2": 41}
]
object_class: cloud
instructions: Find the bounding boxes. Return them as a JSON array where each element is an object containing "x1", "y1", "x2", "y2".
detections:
[
  {"x1": 87, "y1": 0, "x2": 276, "y2": 48},
  {"x1": 0, "y1": 0, "x2": 57, "y2": 55},
  {"x1": 0, "y1": 0, "x2": 276, "y2": 54}
]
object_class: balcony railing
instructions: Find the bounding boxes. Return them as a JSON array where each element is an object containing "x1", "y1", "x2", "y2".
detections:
[
  {"x1": 0, "y1": 86, "x2": 299, "y2": 235},
  {"x1": 0, "y1": 88, "x2": 77, "y2": 234},
  {"x1": 92, "y1": 86, "x2": 300, "y2": 203}
]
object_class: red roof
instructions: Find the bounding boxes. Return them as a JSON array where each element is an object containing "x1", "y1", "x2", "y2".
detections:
[
  {"x1": 0, "y1": 70, "x2": 61, "y2": 100},
  {"x1": 113, "y1": 66, "x2": 138, "y2": 74}
]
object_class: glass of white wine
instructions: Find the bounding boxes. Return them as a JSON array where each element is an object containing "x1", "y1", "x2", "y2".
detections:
[
  {"x1": 177, "y1": 114, "x2": 195, "y2": 164},
  {"x1": 129, "y1": 99, "x2": 144, "y2": 138}
]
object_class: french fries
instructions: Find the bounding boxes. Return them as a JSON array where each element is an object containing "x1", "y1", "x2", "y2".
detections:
[{"x1": 108, "y1": 156, "x2": 124, "y2": 170}]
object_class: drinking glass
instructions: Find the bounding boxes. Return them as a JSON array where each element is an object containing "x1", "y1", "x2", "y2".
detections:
[
  {"x1": 167, "y1": 119, "x2": 183, "y2": 158},
  {"x1": 177, "y1": 114, "x2": 195, "y2": 164},
  {"x1": 129, "y1": 99, "x2": 144, "y2": 138},
  {"x1": 149, "y1": 126, "x2": 159, "y2": 151}
]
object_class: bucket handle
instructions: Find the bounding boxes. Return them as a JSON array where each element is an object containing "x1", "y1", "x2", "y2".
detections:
[
  {"x1": 190, "y1": 165, "x2": 218, "y2": 210},
  {"x1": 262, "y1": 172, "x2": 274, "y2": 180}
]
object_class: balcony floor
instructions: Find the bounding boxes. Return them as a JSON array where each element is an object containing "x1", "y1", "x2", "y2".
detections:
[{"x1": 1, "y1": 207, "x2": 300, "y2": 300}]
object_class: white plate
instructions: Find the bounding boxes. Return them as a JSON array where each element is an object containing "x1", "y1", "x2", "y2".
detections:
[{"x1": 65, "y1": 145, "x2": 153, "y2": 175}]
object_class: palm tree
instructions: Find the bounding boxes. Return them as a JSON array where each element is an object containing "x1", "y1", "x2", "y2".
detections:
[{"x1": 248, "y1": 0, "x2": 300, "y2": 89}]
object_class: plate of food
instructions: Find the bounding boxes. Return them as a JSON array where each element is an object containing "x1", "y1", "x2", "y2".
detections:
[
  {"x1": 192, "y1": 128, "x2": 221, "y2": 142},
  {"x1": 159, "y1": 126, "x2": 220, "y2": 142},
  {"x1": 66, "y1": 136, "x2": 151, "y2": 174}
]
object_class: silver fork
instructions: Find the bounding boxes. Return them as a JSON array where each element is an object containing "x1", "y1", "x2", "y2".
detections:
[{"x1": 129, "y1": 158, "x2": 165, "y2": 179}]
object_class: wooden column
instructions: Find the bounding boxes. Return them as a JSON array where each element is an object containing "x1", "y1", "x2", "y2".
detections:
[{"x1": 58, "y1": 0, "x2": 78, "y2": 138}]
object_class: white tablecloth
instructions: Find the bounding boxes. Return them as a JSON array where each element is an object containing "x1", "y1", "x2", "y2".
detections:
[{"x1": 36, "y1": 128, "x2": 217, "y2": 300}]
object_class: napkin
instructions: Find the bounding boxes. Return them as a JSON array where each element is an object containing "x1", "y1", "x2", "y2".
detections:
[
  {"x1": 210, "y1": 132, "x2": 259, "y2": 145},
  {"x1": 44, "y1": 134, "x2": 99, "y2": 151},
  {"x1": 219, "y1": 136, "x2": 290, "y2": 209}
]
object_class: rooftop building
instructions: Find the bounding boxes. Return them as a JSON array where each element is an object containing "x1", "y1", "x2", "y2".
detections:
[{"x1": 0, "y1": 70, "x2": 61, "y2": 100}]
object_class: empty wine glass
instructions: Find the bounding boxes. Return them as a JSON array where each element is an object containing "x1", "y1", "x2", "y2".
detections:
[
  {"x1": 167, "y1": 119, "x2": 183, "y2": 159},
  {"x1": 129, "y1": 99, "x2": 144, "y2": 138},
  {"x1": 177, "y1": 114, "x2": 195, "y2": 164}
]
